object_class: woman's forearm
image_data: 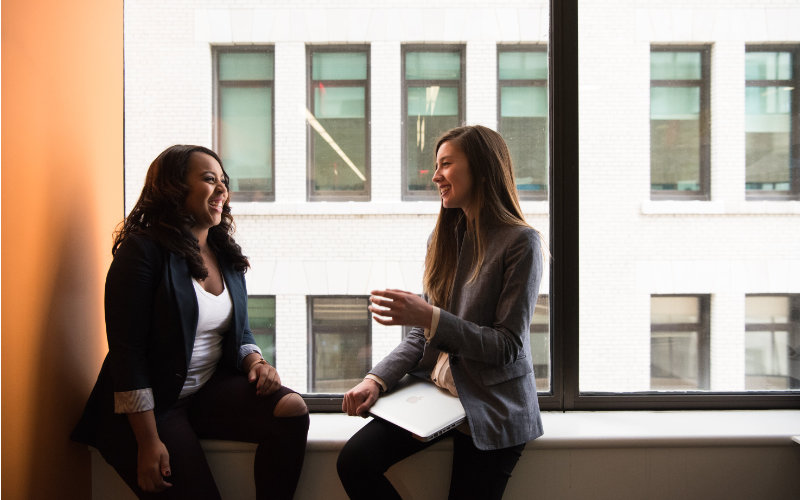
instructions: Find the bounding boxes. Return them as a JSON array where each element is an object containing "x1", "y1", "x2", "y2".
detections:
[{"x1": 127, "y1": 409, "x2": 160, "y2": 446}]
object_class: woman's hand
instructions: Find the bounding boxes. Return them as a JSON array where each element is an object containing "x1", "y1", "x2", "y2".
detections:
[
  {"x1": 248, "y1": 359, "x2": 282, "y2": 396},
  {"x1": 369, "y1": 289, "x2": 433, "y2": 328},
  {"x1": 136, "y1": 438, "x2": 172, "y2": 493},
  {"x1": 342, "y1": 378, "x2": 381, "y2": 417}
]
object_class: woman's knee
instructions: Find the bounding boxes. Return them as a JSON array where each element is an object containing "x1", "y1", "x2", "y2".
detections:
[{"x1": 273, "y1": 392, "x2": 308, "y2": 418}]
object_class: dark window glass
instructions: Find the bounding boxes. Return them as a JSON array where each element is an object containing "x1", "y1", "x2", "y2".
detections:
[
  {"x1": 745, "y1": 295, "x2": 800, "y2": 390},
  {"x1": 215, "y1": 49, "x2": 274, "y2": 201},
  {"x1": 248, "y1": 296, "x2": 276, "y2": 365},
  {"x1": 309, "y1": 296, "x2": 371, "y2": 393},
  {"x1": 745, "y1": 48, "x2": 799, "y2": 198},
  {"x1": 307, "y1": 47, "x2": 369, "y2": 200},
  {"x1": 531, "y1": 295, "x2": 551, "y2": 392},
  {"x1": 402, "y1": 47, "x2": 464, "y2": 199},
  {"x1": 650, "y1": 295, "x2": 710, "y2": 390},
  {"x1": 650, "y1": 48, "x2": 710, "y2": 199},
  {"x1": 498, "y1": 46, "x2": 549, "y2": 199}
]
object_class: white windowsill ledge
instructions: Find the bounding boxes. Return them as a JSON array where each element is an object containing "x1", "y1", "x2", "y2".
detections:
[{"x1": 199, "y1": 409, "x2": 800, "y2": 453}]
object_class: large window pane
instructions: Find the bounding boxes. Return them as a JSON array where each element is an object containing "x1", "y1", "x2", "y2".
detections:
[
  {"x1": 650, "y1": 48, "x2": 709, "y2": 198},
  {"x1": 248, "y1": 296, "x2": 276, "y2": 366},
  {"x1": 650, "y1": 296, "x2": 710, "y2": 391},
  {"x1": 746, "y1": 295, "x2": 800, "y2": 390},
  {"x1": 531, "y1": 295, "x2": 551, "y2": 392},
  {"x1": 403, "y1": 47, "x2": 464, "y2": 199},
  {"x1": 309, "y1": 296, "x2": 371, "y2": 393},
  {"x1": 579, "y1": 1, "x2": 799, "y2": 403},
  {"x1": 498, "y1": 47, "x2": 548, "y2": 198},
  {"x1": 216, "y1": 49, "x2": 274, "y2": 201},
  {"x1": 308, "y1": 48, "x2": 369, "y2": 200},
  {"x1": 745, "y1": 48, "x2": 798, "y2": 197}
]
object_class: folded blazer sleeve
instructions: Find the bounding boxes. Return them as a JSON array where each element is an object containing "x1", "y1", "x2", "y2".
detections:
[
  {"x1": 429, "y1": 228, "x2": 542, "y2": 366},
  {"x1": 104, "y1": 234, "x2": 163, "y2": 405},
  {"x1": 369, "y1": 325, "x2": 428, "y2": 390}
]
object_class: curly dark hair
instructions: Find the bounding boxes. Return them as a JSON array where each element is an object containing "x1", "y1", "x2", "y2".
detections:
[{"x1": 113, "y1": 145, "x2": 249, "y2": 278}]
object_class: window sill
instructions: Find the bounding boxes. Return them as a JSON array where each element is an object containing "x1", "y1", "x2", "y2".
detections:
[
  {"x1": 198, "y1": 409, "x2": 800, "y2": 453},
  {"x1": 641, "y1": 200, "x2": 800, "y2": 215},
  {"x1": 230, "y1": 200, "x2": 550, "y2": 216}
]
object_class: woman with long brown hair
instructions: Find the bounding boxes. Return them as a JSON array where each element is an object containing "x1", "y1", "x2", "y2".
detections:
[
  {"x1": 72, "y1": 145, "x2": 308, "y2": 499},
  {"x1": 338, "y1": 125, "x2": 545, "y2": 499}
]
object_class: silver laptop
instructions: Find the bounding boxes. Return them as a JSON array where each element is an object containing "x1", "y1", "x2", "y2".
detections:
[{"x1": 369, "y1": 374, "x2": 466, "y2": 441}]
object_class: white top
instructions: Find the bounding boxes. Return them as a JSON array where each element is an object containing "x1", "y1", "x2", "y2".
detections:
[{"x1": 179, "y1": 277, "x2": 233, "y2": 398}]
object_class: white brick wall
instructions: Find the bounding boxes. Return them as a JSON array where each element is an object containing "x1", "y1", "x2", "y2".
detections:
[{"x1": 125, "y1": 0, "x2": 800, "y2": 393}]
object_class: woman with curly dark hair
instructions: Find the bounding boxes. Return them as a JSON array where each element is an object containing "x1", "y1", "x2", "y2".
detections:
[{"x1": 72, "y1": 145, "x2": 308, "y2": 499}]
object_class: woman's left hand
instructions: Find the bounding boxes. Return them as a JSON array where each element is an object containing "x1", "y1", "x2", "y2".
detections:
[
  {"x1": 369, "y1": 289, "x2": 433, "y2": 329},
  {"x1": 248, "y1": 360, "x2": 282, "y2": 397}
]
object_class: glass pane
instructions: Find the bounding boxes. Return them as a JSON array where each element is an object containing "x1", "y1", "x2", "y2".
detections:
[
  {"x1": 499, "y1": 51, "x2": 547, "y2": 80},
  {"x1": 312, "y1": 52, "x2": 367, "y2": 80},
  {"x1": 746, "y1": 296, "x2": 790, "y2": 323},
  {"x1": 650, "y1": 117, "x2": 701, "y2": 191},
  {"x1": 220, "y1": 52, "x2": 274, "y2": 81},
  {"x1": 651, "y1": 51, "x2": 702, "y2": 80},
  {"x1": 405, "y1": 51, "x2": 461, "y2": 80},
  {"x1": 531, "y1": 296, "x2": 551, "y2": 392},
  {"x1": 745, "y1": 296, "x2": 799, "y2": 390},
  {"x1": 248, "y1": 296, "x2": 276, "y2": 366},
  {"x1": 219, "y1": 86, "x2": 272, "y2": 195},
  {"x1": 746, "y1": 86, "x2": 792, "y2": 191},
  {"x1": 501, "y1": 86, "x2": 547, "y2": 117},
  {"x1": 406, "y1": 114, "x2": 460, "y2": 192},
  {"x1": 314, "y1": 86, "x2": 365, "y2": 119},
  {"x1": 745, "y1": 52, "x2": 792, "y2": 81},
  {"x1": 407, "y1": 86, "x2": 459, "y2": 116},
  {"x1": 650, "y1": 87, "x2": 700, "y2": 118},
  {"x1": 651, "y1": 330, "x2": 700, "y2": 390},
  {"x1": 576, "y1": 0, "x2": 799, "y2": 397},
  {"x1": 311, "y1": 297, "x2": 371, "y2": 393},
  {"x1": 312, "y1": 117, "x2": 367, "y2": 191},
  {"x1": 501, "y1": 115, "x2": 548, "y2": 192},
  {"x1": 652, "y1": 296, "x2": 700, "y2": 323}
]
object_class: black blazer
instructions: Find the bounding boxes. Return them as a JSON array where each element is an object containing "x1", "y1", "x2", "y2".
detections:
[{"x1": 72, "y1": 232, "x2": 256, "y2": 446}]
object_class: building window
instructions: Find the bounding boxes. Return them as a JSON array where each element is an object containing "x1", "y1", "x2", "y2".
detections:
[
  {"x1": 248, "y1": 296, "x2": 276, "y2": 366},
  {"x1": 307, "y1": 46, "x2": 370, "y2": 201},
  {"x1": 531, "y1": 295, "x2": 551, "y2": 392},
  {"x1": 402, "y1": 46, "x2": 465, "y2": 200},
  {"x1": 745, "y1": 46, "x2": 799, "y2": 199},
  {"x1": 308, "y1": 296, "x2": 371, "y2": 393},
  {"x1": 214, "y1": 48, "x2": 274, "y2": 202},
  {"x1": 498, "y1": 45, "x2": 549, "y2": 199},
  {"x1": 650, "y1": 295, "x2": 710, "y2": 391},
  {"x1": 746, "y1": 295, "x2": 800, "y2": 390},
  {"x1": 650, "y1": 47, "x2": 710, "y2": 199}
]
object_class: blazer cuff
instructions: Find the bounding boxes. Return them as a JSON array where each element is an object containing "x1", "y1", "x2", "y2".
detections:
[
  {"x1": 364, "y1": 373, "x2": 387, "y2": 392},
  {"x1": 424, "y1": 306, "x2": 441, "y2": 342},
  {"x1": 238, "y1": 344, "x2": 263, "y2": 370},
  {"x1": 114, "y1": 388, "x2": 154, "y2": 414}
]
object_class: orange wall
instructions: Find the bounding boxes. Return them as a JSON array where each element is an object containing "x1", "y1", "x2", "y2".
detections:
[{"x1": 2, "y1": 0, "x2": 123, "y2": 498}]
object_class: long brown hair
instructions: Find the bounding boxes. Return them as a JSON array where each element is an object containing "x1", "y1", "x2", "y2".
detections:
[
  {"x1": 113, "y1": 145, "x2": 249, "y2": 278},
  {"x1": 423, "y1": 125, "x2": 536, "y2": 308}
]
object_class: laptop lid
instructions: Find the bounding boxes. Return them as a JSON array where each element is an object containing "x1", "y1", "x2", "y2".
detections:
[{"x1": 369, "y1": 374, "x2": 466, "y2": 441}]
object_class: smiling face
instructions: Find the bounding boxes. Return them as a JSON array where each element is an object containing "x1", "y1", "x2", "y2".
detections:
[
  {"x1": 433, "y1": 140, "x2": 475, "y2": 217},
  {"x1": 183, "y1": 152, "x2": 228, "y2": 233}
]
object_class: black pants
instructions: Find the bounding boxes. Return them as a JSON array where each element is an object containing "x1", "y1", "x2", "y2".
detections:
[
  {"x1": 98, "y1": 371, "x2": 309, "y2": 500},
  {"x1": 337, "y1": 418, "x2": 525, "y2": 500}
]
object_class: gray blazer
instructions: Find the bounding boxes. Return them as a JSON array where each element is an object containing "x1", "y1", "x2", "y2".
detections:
[{"x1": 370, "y1": 219, "x2": 544, "y2": 450}]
